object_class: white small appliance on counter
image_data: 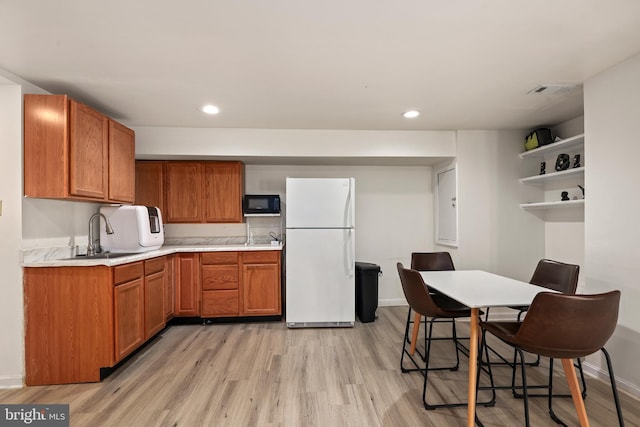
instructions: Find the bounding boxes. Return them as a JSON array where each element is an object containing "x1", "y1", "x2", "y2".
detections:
[{"x1": 99, "y1": 205, "x2": 164, "y2": 253}]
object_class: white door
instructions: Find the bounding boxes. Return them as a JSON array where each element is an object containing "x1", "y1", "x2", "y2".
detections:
[
  {"x1": 437, "y1": 167, "x2": 458, "y2": 245},
  {"x1": 285, "y1": 228, "x2": 355, "y2": 325},
  {"x1": 286, "y1": 178, "x2": 355, "y2": 228}
]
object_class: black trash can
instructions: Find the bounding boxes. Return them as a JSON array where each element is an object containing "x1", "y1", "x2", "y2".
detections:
[{"x1": 355, "y1": 262, "x2": 382, "y2": 323}]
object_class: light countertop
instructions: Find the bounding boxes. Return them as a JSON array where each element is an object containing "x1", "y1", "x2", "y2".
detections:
[{"x1": 23, "y1": 243, "x2": 284, "y2": 268}]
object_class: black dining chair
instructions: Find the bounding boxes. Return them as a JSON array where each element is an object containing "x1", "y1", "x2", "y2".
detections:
[
  {"x1": 478, "y1": 290, "x2": 625, "y2": 427},
  {"x1": 397, "y1": 262, "x2": 495, "y2": 410}
]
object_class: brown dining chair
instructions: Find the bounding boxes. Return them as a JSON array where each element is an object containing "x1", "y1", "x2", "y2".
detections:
[
  {"x1": 397, "y1": 262, "x2": 494, "y2": 410},
  {"x1": 407, "y1": 252, "x2": 456, "y2": 355},
  {"x1": 478, "y1": 291, "x2": 625, "y2": 427},
  {"x1": 485, "y1": 259, "x2": 587, "y2": 399}
]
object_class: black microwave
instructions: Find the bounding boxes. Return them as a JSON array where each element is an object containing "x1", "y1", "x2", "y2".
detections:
[{"x1": 243, "y1": 194, "x2": 281, "y2": 214}]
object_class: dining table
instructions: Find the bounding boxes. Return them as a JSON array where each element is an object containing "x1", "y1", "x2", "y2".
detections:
[{"x1": 418, "y1": 270, "x2": 589, "y2": 427}]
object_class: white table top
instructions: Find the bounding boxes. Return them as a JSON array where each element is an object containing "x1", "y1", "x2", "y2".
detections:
[{"x1": 419, "y1": 270, "x2": 551, "y2": 308}]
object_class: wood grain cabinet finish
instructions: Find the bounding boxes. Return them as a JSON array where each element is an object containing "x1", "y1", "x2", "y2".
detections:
[
  {"x1": 240, "y1": 251, "x2": 282, "y2": 316},
  {"x1": 164, "y1": 162, "x2": 203, "y2": 223},
  {"x1": 164, "y1": 254, "x2": 175, "y2": 319},
  {"x1": 175, "y1": 253, "x2": 201, "y2": 316},
  {"x1": 24, "y1": 256, "x2": 168, "y2": 385},
  {"x1": 162, "y1": 161, "x2": 244, "y2": 224},
  {"x1": 114, "y1": 272, "x2": 145, "y2": 362},
  {"x1": 203, "y1": 162, "x2": 243, "y2": 223},
  {"x1": 201, "y1": 252, "x2": 240, "y2": 317},
  {"x1": 135, "y1": 161, "x2": 165, "y2": 212},
  {"x1": 108, "y1": 120, "x2": 135, "y2": 203},
  {"x1": 144, "y1": 257, "x2": 166, "y2": 339},
  {"x1": 23, "y1": 94, "x2": 135, "y2": 203},
  {"x1": 24, "y1": 266, "x2": 114, "y2": 385}
]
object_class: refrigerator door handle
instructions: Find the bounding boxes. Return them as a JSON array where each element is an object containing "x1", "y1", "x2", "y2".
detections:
[
  {"x1": 347, "y1": 178, "x2": 355, "y2": 228},
  {"x1": 348, "y1": 229, "x2": 355, "y2": 276}
]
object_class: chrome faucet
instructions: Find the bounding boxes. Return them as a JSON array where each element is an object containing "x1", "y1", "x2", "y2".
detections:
[{"x1": 87, "y1": 213, "x2": 114, "y2": 256}]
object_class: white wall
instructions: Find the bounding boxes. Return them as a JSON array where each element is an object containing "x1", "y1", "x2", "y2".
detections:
[
  {"x1": 546, "y1": 117, "x2": 586, "y2": 290},
  {"x1": 439, "y1": 130, "x2": 544, "y2": 281},
  {"x1": 584, "y1": 52, "x2": 640, "y2": 394},
  {"x1": 0, "y1": 83, "x2": 25, "y2": 388}
]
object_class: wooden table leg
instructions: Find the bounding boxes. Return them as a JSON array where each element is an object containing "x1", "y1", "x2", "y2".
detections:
[
  {"x1": 410, "y1": 312, "x2": 421, "y2": 355},
  {"x1": 562, "y1": 358, "x2": 590, "y2": 427},
  {"x1": 467, "y1": 308, "x2": 479, "y2": 427}
]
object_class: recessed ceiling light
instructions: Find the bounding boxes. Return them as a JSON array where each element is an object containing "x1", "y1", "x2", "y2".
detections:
[
  {"x1": 403, "y1": 110, "x2": 420, "y2": 119},
  {"x1": 201, "y1": 104, "x2": 220, "y2": 115}
]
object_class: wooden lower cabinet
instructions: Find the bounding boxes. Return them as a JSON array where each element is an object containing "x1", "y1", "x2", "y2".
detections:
[
  {"x1": 241, "y1": 251, "x2": 281, "y2": 316},
  {"x1": 164, "y1": 254, "x2": 175, "y2": 319},
  {"x1": 114, "y1": 275, "x2": 145, "y2": 362},
  {"x1": 201, "y1": 252, "x2": 239, "y2": 317},
  {"x1": 198, "y1": 250, "x2": 281, "y2": 318},
  {"x1": 144, "y1": 257, "x2": 166, "y2": 339},
  {"x1": 24, "y1": 256, "x2": 168, "y2": 385},
  {"x1": 175, "y1": 253, "x2": 201, "y2": 316}
]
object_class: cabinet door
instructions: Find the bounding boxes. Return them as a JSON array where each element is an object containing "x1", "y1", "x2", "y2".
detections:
[
  {"x1": 136, "y1": 161, "x2": 165, "y2": 212},
  {"x1": 241, "y1": 252, "x2": 281, "y2": 316},
  {"x1": 165, "y1": 162, "x2": 202, "y2": 223},
  {"x1": 69, "y1": 100, "x2": 109, "y2": 200},
  {"x1": 175, "y1": 253, "x2": 201, "y2": 316},
  {"x1": 108, "y1": 120, "x2": 135, "y2": 203},
  {"x1": 203, "y1": 162, "x2": 243, "y2": 223},
  {"x1": 164, "y1": 255, "x2": 175, "y2": 319},
  {"x1": 144, "y1": 270, "x2": 166, "y2": 339},
  {"x1": 114, "y1": 278, "x2": 145, "y2": 361}
]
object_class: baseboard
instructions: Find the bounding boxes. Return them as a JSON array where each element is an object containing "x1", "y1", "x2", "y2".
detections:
[
  {"x1": 0, "y1": 376, "x2": 24, "y2": 389},
  {"x1": 378, "y1": 299, "x2": 407, "y2": 307},
  {"x1": 582, "y1": 361, "x2": 640, "y2": 400}
]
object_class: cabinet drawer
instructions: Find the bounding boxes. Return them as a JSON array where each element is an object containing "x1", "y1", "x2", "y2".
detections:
[
  {"x1": 202, "y1": 290, "x2": 239, "y2": 316},
  {"x1": 113, "y1": 262, "x2": 144, "y2": 285},
  {"x1": 144, "y1": 257, "x2": 165, "y2": 275},
  {"x1": 201, "y1": 265, "x2": 238, "y2": 290},
  {"x1": 201, "y1": 251, "x2": 239, "y2": 265},
  {"x1": 242, "y1": 251, "x2": 280, "y2": 264}
]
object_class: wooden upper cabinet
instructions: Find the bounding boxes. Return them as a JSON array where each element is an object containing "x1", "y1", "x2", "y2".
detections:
[
  {"x1": 164, "y1": 162, "x2": 203, "y2": 223},
  {"x1": 135, "y1": 161, "x2": 164, "y2": 212},
  {"x1": 23, "y1": 94, "x2": 135, "y2": 203},
  {"x1": 108, "y1": 120, "x2": 135, "y2": 203},
  {"x1": 203, "y1": 161, "x2": 244, "y2": 223},
  {"x1": 69, "y1": 100, "x2": 109, "y2": 199},
  {"x1": 162, "y1": 161, "x2": 244, "y2": 224}
]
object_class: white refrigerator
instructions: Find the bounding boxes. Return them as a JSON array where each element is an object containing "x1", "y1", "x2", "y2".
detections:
[{"x1": 285, "y1": 177, "x2": 356, "y2": 328}]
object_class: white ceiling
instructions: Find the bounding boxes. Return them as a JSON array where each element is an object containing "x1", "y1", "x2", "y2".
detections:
[{"x1": 2, "y1": 0, "x2": 640, "y2": 131}]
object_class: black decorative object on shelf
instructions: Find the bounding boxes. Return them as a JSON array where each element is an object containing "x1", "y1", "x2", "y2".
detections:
[
  {"x1": 578, "y1": 185, "x2": 585, "y2": 197},
  {"x1": 539, "y1": 162, "x2": 546, "y2": 175},
  {"x1": 555, "y1": 153, "x2": 571, "y2": 171},
  {"x1": 573, "y1": 154, "x2": 581, "y2": 168},
  {"x1": 561, "y1": 191, "x2": 570, "y2": 201}
]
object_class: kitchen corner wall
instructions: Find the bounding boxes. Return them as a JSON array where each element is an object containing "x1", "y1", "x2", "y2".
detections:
[{"x1": 436, "y1": 130, "x2": 545, "y2": 282}]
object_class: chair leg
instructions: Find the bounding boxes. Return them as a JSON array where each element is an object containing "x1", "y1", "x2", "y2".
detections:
[
  {"x1": 515, "y1": 347, "x2": 531, "y2": 427},
  {"x1": 602, "y1": 348, "x2": 626, "y2": 427},
  {"x1": 400, "y1": 308, "x2": 422, "y2": 373},
  {"x1": 547, "y1": 358, "x2": 569, "y2": 426},
  {"x1": 410, "y1": 312, "x2": 421, "y2": 355}
]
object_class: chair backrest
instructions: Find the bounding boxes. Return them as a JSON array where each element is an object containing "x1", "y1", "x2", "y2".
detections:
[
  {"x1": 529, "y1": 259, "x2": 579, "y2": 294},
  {"x1": 411, "y1": 252, "x2": 455, "y2": 271},
  {"x1": 514, "y1": 290, "x2": 621, "y2": 359},
  {"x1": 396, "y1": 262, "x2": 444, "y2": 317}
]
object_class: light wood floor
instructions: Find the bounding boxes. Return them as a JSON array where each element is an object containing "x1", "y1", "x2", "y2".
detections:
[{"x1": 1, "y1": 306, "x2": 638, "y2": 426}]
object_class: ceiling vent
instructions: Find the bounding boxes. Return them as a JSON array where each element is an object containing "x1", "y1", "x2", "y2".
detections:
[{"x1": 527, "y1": 83, "x2": 582, "y2": 95}]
